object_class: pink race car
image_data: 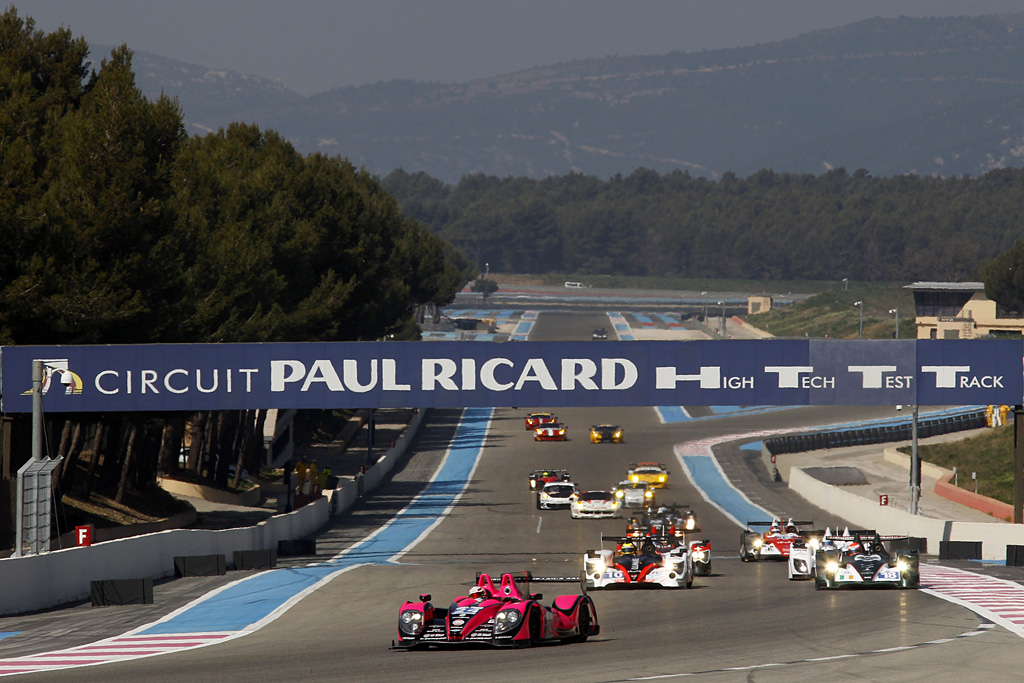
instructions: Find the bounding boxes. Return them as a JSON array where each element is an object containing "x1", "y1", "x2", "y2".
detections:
[{"x1": 393, "y1": 572, "x2": 598, "y2": 649}]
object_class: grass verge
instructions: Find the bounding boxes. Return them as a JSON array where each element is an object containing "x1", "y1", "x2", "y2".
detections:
[{"x1": 899, "y1": 423, "x2": 1017, "y2": 505}]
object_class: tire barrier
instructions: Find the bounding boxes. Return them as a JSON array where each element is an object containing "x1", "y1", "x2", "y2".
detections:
[{"x1": 764, "y1": 409, "x2": 987, "y2": 460}]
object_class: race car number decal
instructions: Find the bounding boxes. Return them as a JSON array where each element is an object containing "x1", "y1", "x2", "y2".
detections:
[
  {"x1": 604, "y1": 569, "x2": 625, "y2": 579},
  {"x1": 451, "y1": 605, "x2": 483, "y2": 617},
  {"x1": 876, "y1": 568, "x2": 900, "y2": 580}
]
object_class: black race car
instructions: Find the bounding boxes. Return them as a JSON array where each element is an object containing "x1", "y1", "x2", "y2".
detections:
[
  {"x1": 815, "y1": 532, "x2": 920, "y2": 589},
  {"x1": 592, "y1": 327, "x2": 608, "y2": 340}
]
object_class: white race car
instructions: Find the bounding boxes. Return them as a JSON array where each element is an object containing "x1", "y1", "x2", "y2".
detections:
[
  {"x1": 536, "y1": 481, "x2": 579, "y2": 510},
  {"x1": 612, "y1": 480, "x2": 654, "y2": 509},
  {"x1": 570, "y1": 490, "x2": 621, "y2": 519},
  {"x1": 583, "y1": 536, "x2": 693, "y2": 589}
]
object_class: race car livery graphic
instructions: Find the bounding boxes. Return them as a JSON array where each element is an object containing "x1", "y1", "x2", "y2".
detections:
[
  {"x1": 740, "y1": 518, "x2": 816, "y2": 561},
  {"x1": 583, "y1": 536, "x2": 693, "y2": 589},
  {"x1": 393, "y1": 572, "x2": 598, "y2": 648},
  {"x1": 814, "y1": 532, "x2": 920, "y2": 590}
]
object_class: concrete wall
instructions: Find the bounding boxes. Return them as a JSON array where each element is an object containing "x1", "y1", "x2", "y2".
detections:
[
  {"x1": 789, "y1": 467, "x2": 1024, "y2": 560},
  {"x1": 0, "y1": 498, "x2": 328, "y2": 616},
  {"x1": 0, "y1": 407, "x2": 428, "y2": 616}
]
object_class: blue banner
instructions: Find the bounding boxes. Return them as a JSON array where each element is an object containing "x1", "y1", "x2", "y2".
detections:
[{"x1": 0, "y1": 340, "x2": 1019, "y2": 413}]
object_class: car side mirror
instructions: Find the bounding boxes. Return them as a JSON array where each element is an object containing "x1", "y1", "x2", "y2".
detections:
[
  {"x1": 530, "y1": 593, "x2": 543, "y2": 600},
  {"x1": 419, "y1": 594, "x2": 431, "y2": 602}
]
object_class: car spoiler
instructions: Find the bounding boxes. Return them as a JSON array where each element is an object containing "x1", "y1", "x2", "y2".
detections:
[
  {"x1": 747, "y1": 519, "x2": 814, "y2": 527},
  {"x1": 601, "y1": 532, "x2": 677, "y2": 546},
  {"x1": 529, "y1": 469, "x2": 570, "y2": 476}
]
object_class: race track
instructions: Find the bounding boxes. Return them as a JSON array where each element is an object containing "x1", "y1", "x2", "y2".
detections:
[{"x1": 15, "y1": 311, "x2": 1024, "y2": 682}]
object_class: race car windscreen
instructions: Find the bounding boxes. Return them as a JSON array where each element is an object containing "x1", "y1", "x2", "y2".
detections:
[
  {"x1": 580, "y1": 491, "x2": 613, "y2": 501},
  {"x1": 544, "y1": 485, "x2": 576, "y2": 497}
]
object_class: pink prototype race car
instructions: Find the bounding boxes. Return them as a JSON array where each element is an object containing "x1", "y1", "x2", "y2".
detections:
[{"x1": 393, "y1": 572, "x2": 598, "y2": 649}]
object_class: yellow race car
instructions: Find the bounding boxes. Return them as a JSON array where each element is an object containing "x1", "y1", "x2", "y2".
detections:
[
  {"x1": 627, "y1": 462, "x2": 669, "y2": 488},
  {"x1": 589, "y1": 424, "x2": 624, "y2": 443}
]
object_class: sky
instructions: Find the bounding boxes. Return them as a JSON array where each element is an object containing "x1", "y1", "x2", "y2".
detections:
[{"x1": 12, "y1": 1, "x2": 1024, "y2": 96}]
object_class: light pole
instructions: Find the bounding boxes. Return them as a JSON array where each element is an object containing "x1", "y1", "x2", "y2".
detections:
[
  {"x1": 854, "y1": 301, "x2": 863, "y2": 339},
  {"x1": 842, "y1": 278, "x2": 848, "y2": 291},
  {"x1": 718, "y1": 301, "x2": 726, "y2": 338},
  {"x1": 701, "y1": 291, "x2": 708, "y2": 322},
  {"x1": 889, "y1": 308, "x2": 899, "y2": 339},
  {"x1": 484, "y1": 262, "x2": 489, "y2": 278}
]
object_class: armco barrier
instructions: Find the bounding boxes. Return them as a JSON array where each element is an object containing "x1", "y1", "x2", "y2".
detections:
[
  {"x1": 764, "y1": 409, "x2": 988, "y2": 461},
  {"x1": 788, "y1": 467, "x2": 1024, "y2": 561}
]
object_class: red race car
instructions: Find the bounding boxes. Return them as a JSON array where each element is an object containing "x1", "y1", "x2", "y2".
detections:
[
  {"x1": 529, "y1": 469, "x2": 572, "y2": 490},
  {"x1": 393, "y1": 572, "x2": 598, "y2": 648},
  {"x1": 740, "y1": 517, "x2": 815, "y2": 561},
  {"x1": 525, "y1": 412, "x2": 558, "y2": 430},
  {"x1": 534, "y1": 423, "x2": 568, "y2": 441}
]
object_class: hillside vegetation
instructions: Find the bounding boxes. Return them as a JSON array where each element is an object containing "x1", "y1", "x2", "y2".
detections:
[
  {"x1": 385, "y1": 168, "x2": 1024, "y2": 284},
  {"x1": 125, "y1": 14, "x2": 1024, "y2": 182},
  {"x1": 902, "y1": 424, "x2": 1019, "y2": 508}
]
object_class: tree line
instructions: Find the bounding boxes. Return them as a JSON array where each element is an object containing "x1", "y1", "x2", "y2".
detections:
[
  {"x1": 0, "y1": 10, "x2": 474, "y2": 518},
  {"x1": 382, "y1": 166, "x2": 1024, "y2": 285}
]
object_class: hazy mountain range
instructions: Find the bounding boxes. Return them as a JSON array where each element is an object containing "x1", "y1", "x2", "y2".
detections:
[{"x1": 105, "y1": 12, "x2": 1024, "y2": 183}]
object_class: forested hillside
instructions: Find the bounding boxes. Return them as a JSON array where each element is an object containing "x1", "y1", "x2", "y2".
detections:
[
  {"x1": 0, "y1": 9, "x2": 472, "y2": 534},
  {"x1": 383, "y1": 167, "x2": 1024, "y2": 282},
  {"x1": 123, "y1": 13, "x2": 1024, "y2": 183}
]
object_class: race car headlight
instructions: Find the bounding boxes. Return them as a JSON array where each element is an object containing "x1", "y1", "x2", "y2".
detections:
[
  {"x1": 588, "y1": 558, "x2": 606, "y2": 574},
  {"x1": 645, "y1": 490, "x2": 653, "y2": 499},
  {"x1": 692, "y1": 550, "x2": 706, "y2": 561},
  {"x1": 399, "y1": 610, "x2": 425, "y2": 634},
  {"x1": 493, "y1": 609, "x2": 522, "y2": 633},
  {"x1": 530, "y1": 480, "x2": 537, "y2": 489},
  {"x1": 540, "y1": 492, "x2": 549, "y2": 498},
  {"x1": 896, "y1": 560, "x2": 908, "y2": 573},
  {"x1": 685, "y1": 518, "x2": 696, "y2": 531},
  {"x1": 793, "y1": 559, "x2": 807, "y2": 572},
  {"x1": 826, "y1": 561, "x2": 839, "y2": 574},
  {"x1": 615, "y1": 490, "x2": 624, "y2": 498},
  {"x1": 808, "y1": 538, "x2": 820, "y2": 550},
  {"x1": 631, "y1": 475, "x2": 639, "y2": 483},
  {"x1": 753, "y1": 538, "x2": 763, "y2": 548},
  {"x1": 615, "y1": 431, "x2": 623, "y2": 438},
  {"x1": 658, "y1": 475, "x2": 665, "y2": 482}
]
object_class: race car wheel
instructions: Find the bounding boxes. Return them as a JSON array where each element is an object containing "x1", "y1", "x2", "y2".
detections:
[
  {"x1": 535, "y1": 498, "x2": 541, "y2": 510},
  {"x1": 740, "y1": 542, "x2": 752, "y2": 562},
  {"x1": 572, "y1": 605, "x2": 591, "y2": 643},
  {"x1": 527, "y1": 609, "x2": 541, "y2": 647},
  {"x1": 579, "y1": 570, "x2": 589, "y2": 596}
]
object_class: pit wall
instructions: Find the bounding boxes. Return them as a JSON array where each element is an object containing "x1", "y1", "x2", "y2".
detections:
[
  {"x1": 789, "y1": 467, "x2": 1024, "y2": 561},
  {"x1": 0, "y1": 407, "x2": 427, "y2": 616}
]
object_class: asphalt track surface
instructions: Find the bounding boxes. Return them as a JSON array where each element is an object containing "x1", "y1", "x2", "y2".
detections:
[{"x1": 9, "y1": 311, "x2": 1024, "y2": 681}]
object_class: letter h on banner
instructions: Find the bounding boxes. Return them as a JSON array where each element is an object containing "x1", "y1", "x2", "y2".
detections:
[{"x1": 655, "y1": 365, "x2": 721, "y2": 390}]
